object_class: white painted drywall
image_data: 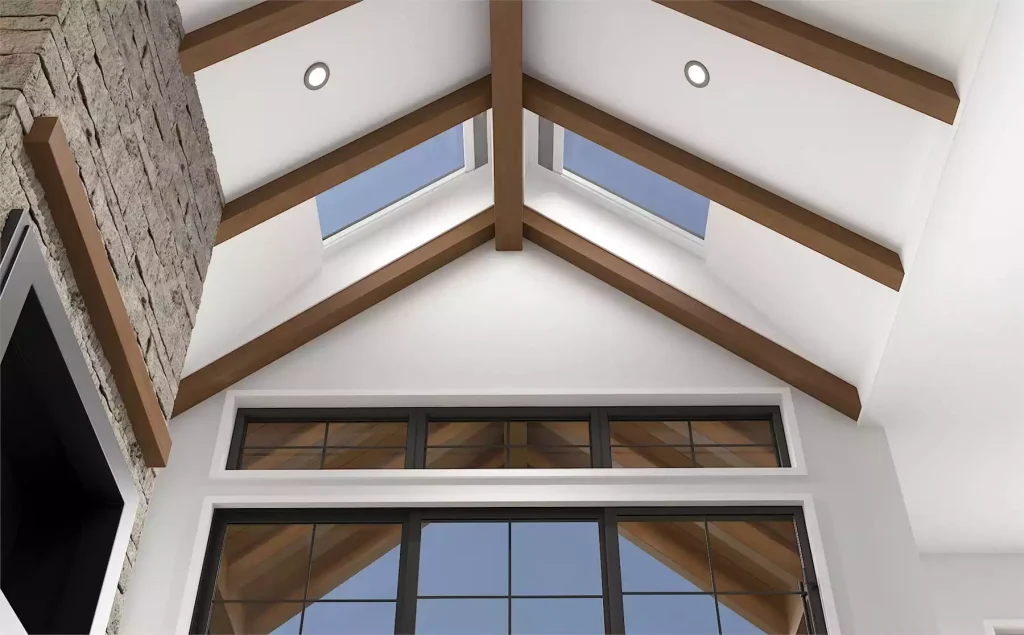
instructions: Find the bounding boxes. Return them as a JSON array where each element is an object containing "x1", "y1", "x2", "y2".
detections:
[
  {"x1": 922, "y1": 554, "x2": 1024, "y2": 634},
  {"x1": 863, "y1": 0, "x2": 1024, "y2": 552},
  {"x1": 126, "y1": 243, "x2": 937, "y2": 634}
]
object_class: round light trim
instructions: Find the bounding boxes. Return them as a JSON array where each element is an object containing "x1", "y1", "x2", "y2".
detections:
[
  {"x1": 304, "y1": 62, "x2": 330, "y2": 90},
  {"x1": 684, "y1": 60, "x2": 709, "y2": 88}
]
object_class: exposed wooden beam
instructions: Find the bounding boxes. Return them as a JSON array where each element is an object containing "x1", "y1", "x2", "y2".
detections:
[
  {"x1": 174, "y1": 209, "x2": 496, "y2": 416},
  {"x1": 179, "y1": 1, "x2": 360, "y2": 73},
  {"x1": 216, "y1": 77, "x2": 492, "y2": 243},
  {"x1": 490, "y1": 0, "x2": 524, "y2": 250},
  {"x1": 523, "y1": 207, "x2": 861, "y2": 419},
  {"x1": 655, "y1": 0, "x2": 959, "y2": 124},
  {"x1": 25, "y1": 118, "x2": 172, "y2": 466},
  {"x1": 523, "y1": 75, "x2": 904, "y2": 291}
]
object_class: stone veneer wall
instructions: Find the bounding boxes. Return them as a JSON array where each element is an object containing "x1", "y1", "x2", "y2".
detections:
[{"x1": 0, "y1": 1, "x2": 222, "y2": 631}]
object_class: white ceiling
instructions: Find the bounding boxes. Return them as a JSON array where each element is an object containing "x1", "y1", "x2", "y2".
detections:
[
  {"x1": 183, "y1": 0, "x2": 489, "y2": 199},
  {"x1": 178, "y1": 0, "x2": 1024, "y2": 552}
]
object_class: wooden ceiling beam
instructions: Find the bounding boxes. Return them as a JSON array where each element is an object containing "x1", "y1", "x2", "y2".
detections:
[
  {"x1": 490, "y1": 0, "x2": 524, "y2": 250},
  {"x1": 217, "y1": 77, "x2": 492, "y2": 243},
  {"x1": 25, "y1": 118, "x2": 172, "y2": 467},
  {"x1": 523, "y1": 75, "x2": 905, "y2": 291},
  {"x1": 179, "y1": 1, "x2": 360, "y2": 74},
  {"x1": 655, "y1": 0, "x2": 959, "y2": 124},
  {"x1": 523, "y1": 207, "x2": 861, "y2": 419},
  {"x1": 173, "y1": 210, "x2": 496, "y2": 417}
]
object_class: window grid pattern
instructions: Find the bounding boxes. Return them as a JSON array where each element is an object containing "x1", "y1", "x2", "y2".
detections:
[
  {"x1": 192, "y1": 508, "x2": 827, "y2": 635},
  {"x1": 228, "y1": 408, "x2": 790, "y2": 471}
]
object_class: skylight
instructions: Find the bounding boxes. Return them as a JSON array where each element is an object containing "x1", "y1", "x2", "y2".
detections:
[
  {"x1": 560, "y1": 129, "x2": 710, "y2": 239},
  {"x1": 316, "y1": 124, "x2": 467, "y2": 240}
]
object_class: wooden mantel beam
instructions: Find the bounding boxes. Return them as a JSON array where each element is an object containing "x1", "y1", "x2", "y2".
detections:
[
  {"x1": 523, "y1": 206, "x2": 861, "y2": 419},
  {"x1": 25, "y1": 117, "x2": 172, "y2": 466},
  {"x1": 523, "y1": 75, "x2": 905, "y2": 291},
  {"x1": 655, "y1": 0, "x2": 959, "y2": 124},
  {"x1": 216, "y1": 76, "x2": 491, "y2": 244},
  {"x1": 173, "y1": 209, "x2": 496, "y2": 416},
  {"x1": 179, "y1": 1, "x2": 360, "y2": 74},
  {"x1": 490, "y1": 0, "x2": 524, "y2": 250}
]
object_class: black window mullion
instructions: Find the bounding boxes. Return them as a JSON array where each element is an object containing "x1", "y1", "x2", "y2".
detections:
[
  {"x1": 600, "y1": 509, "x2": 625, "y2": 634},
  {"x1": 394, "y1": 512, "x2": 423, "y2": 634},
  {"x1": 770, "y1": 408, "x2": 791, "y2": 467},
  {"x1": 408, "y1": 410, "x2": 426, "y2": 469},
  {"x1": 703, "y1": 518, "x2": 724, "y2": 635},
  {"x1": 592, "y1": 408, "x2": 611, "y2": 468},
  {"x1": 298, "y1": 524, "x2": 319, "y2": 633}
]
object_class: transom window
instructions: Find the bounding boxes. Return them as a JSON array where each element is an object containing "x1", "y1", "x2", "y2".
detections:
[
  {"x1": 227, "y1": 407, "x2": 790, "y2": 471},
  {"x1": 191, "y1": 508, "x2": 827, "y2": 634},
  {"x1": 537, "y1": 118, "x2": 710, "y2": 241}
]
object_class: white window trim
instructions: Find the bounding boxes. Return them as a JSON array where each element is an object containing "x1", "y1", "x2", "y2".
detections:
[
  {"x1": 207, "y1": 388, "x2": 809, "y2": 480},
  {"x1": 175, "y1": 492, "x2": 840, "y2": 635},
  {"x1": 986, "y1": 619, "x2": 1024, "y2": 635},
  {"x1": 533, "y1": 119, "x2": 707, "y2": 257},
  {"x1": 322, "y1": 118, "x2": 483, "y2": 249}
]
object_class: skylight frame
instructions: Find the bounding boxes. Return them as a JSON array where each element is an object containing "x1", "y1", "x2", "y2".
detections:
[
  {"x1": 322, "y1": 114, "x2": 489, "y2": 249},
  {"x1": 534, "y1": 118, "x2": 707, "y2": 255}
]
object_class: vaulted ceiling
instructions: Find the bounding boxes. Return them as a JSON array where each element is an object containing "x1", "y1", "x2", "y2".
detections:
[{"x1": 171, "y1": 0, "x2": 1018, "y2": 550}]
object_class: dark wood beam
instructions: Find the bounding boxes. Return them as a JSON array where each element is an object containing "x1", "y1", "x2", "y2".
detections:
[
  {"x1": 216, "y1": 76, "x2": 492, "y2": 243},
  {"x1": 25, "y1": 118, "x2": 171, "y2": 466},
  {"x1": 655, "y1": 1, "x2": 959, "y2": 124},
  {"x1": 490, "y1": 0, "x2": 524, "y2": 250},
  {"x1": 655, "y1": 0, "x2": 958, "y2": 123},
  {"x1": 524, "y1": 75, "x2": 904, "y2": 291},
  {"x1": 179, "y1": 1, "x2": 360, "y2": 73},
  {"x1": 523, "y1": 207, "x2": 861, "y2": 419},
  {"x1": 174, "y1": 209, "x2": 496, "y2": 416}
]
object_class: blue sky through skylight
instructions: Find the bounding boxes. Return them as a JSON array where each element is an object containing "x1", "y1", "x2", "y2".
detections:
[
  {"x1": 562, "y1": 130, "x2": 710, "y2": 239},
  {"x1": 315, "y1": 125, "x2": 465, "y2": 239}
]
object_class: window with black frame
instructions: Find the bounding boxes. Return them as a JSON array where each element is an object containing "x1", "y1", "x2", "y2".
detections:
[
  {"x1": 227, "y1": 408, "x2": 791, "y2": 471},
  {"x1": 191, "y1": 508, "x2": 826, "y2": 635}
]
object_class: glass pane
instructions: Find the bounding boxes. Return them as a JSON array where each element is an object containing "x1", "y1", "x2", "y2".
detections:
[
  {"x1": 528, "y1": 445, "x2": 592, "y2": 468},
  {"x1": 623, "y1": 594, "x2": 719, "y2": 634},
  {"x1": 694, "y1": 446, "x2": 779, "y2": 469},
  {"x1": 610, "y1": 421, "x2": 691, "y2": 446},
  {"x1": 307, "y1": 525, "x2": 402, "y2": 601},
  {"x1": 618, "y1": 522, "x2": 711, "y2": 593},
  {"x1": 240, "y1": 448, "x2": 323, "y2": 470},
  {"x1": 416, "y1": 599, "x2": 507, "y2": 635},
  {"x1": 425, "y1": 446, "x2": 507, "y2": 469},
  {"x1": 521, "y1": 421, "x2": 590, "y2": 446},
  {"x1": 691, "y1": 420, "x2": 774, "y2": 446},
  {"x1": 611, "y1": 445, "x2": 694, "y2": 468},
  {"x1": 511, "y1": 522, "x2": 602, "y2": 596},
  {"x1": 427, "y1": 421, "x2": 505, "y2": 447},
  {"x1": 245, "y1": 422, "x2": 325, "y2": 448},
  {"x1": 718, "y1": 595, "x2": 806, "y2": 634},
  {"x1": 322, "y1": 448, "x2": 407, "y2": 470},
  {"x1": 217, "y1": 525, "x2": 313, "y2": 600},
  {"x1": 563, "y1": 130, "x2": 710, "y2": 238},
  {"x1": 208, "y1": 603, "x2": 302, "y2": 635},
  {"x1": 706, "y1": 521, "x2": 802, "y2": 593},
  {"x1": 326, "y1": 422, "x2": 408, "y2": 447},
  {"x1": 418, "y1": 522, "x2": 508, "y2": 596},
  {"x1": 317, "y1": 124, "x2": 465, "y2": 239},
  {"x1": 512, "y1": 598, "x2": 604, "y2": 635},
  {"x1": 302, "y1": 601, "x2": 396, "y2": 635}
]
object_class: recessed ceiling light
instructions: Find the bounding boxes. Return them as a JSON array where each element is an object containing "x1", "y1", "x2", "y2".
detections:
[
  {"x1": 684, "y1": 60, "x2": 709, "y2": 88},
  {"x1": 304, "y1": 62, "x2": 330, "y2": 91}
]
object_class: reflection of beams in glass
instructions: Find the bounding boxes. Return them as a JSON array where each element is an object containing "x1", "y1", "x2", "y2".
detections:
[{"x1": 198, "y1": 509, "x2": 820, "y2": 634}]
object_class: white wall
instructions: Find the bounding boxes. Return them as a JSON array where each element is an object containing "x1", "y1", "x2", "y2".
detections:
[
  {"x1": 862, "y1": 0, "x2": 1024, "y2": 552},
  {"x1": 125, "y1": 243, "x2": 937, "y2": 634},
  {"x1": 922, "y1": 554, "x2": 1024, "y2": 634}
]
